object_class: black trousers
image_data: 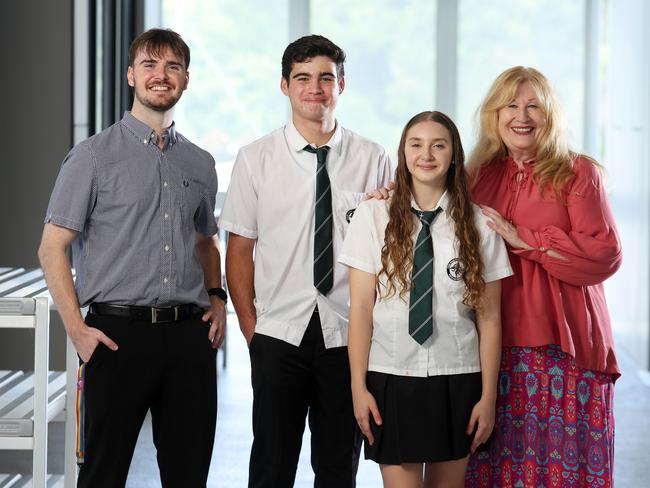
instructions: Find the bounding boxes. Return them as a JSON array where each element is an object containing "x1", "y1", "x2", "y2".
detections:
[
  {"x1": 248, "y1": 311, "x2": 361, "y2": 488},
  {"x1": 77, "y1": 311, "x2": 217, "y2": 488}
]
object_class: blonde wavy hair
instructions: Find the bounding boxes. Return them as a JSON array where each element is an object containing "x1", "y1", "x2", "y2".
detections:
[
  {"x1": 379, "y1": 111, "x2": 485, "y2": 309},
  {"x1": 467, "y1": 66, "x2": 578, "y2": 197}
]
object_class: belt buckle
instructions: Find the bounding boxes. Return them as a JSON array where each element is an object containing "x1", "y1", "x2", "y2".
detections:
[
  {"x1": 151, "y1": 306, "x2": 179, "y2": 324},
  {"x1": 151, "y1": 307, "x2": 171, "y2": 324}
]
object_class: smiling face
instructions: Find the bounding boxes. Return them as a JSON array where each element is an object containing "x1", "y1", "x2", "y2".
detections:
[
  {"x1": 497, "y1": 81, "x2": 546, "y2": 162},
  {"x1": 404, "y1": 120, "x2": 454, "y2": 191},
  {"x1": 280, "y1": 55, "x2": 344, "y2": 126},
  {"x1": 127, "y1": 46, "x2": 189, "y2": 113}
]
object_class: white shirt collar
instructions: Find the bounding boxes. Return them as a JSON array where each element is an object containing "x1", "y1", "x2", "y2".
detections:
[
  {"x1": 285, "y1": 119, "x2": 343, "y2": 156},
  {"x1": 410, "y1": 190, "x2": 450, "y2": 212}
]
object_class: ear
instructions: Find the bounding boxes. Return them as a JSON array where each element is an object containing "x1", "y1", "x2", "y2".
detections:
[
  {"x1": 338, "y1": 77, "x2": 345, "y2": 95},
  {"x1": 127, "y1": 66, "x2": 135, "y2": 87},
  {"x1": 183, "y1": 70, "x2": 189, "y2": 91},
  {"x1": 280, "y1": 76, "x2": 289, "y2": 96}
]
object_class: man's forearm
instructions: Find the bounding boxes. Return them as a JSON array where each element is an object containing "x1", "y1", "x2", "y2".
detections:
[
  {"x1": 38, "y1": 244, "x2": 85, "y2": 339},
  {"x1": 196, "y1": 233, "x2": 222, "y2": 290},
  {"x1": 225, "y1": 235, "x2": 257, "y2": 341}
]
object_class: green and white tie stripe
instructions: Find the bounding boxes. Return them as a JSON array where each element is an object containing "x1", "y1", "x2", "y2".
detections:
[
  {"x1": 304, "y1": 145, "x2": 333, "y2": 295},
  {"x1": 409, "y1": 207, "x2": 442, "y2": 345}
]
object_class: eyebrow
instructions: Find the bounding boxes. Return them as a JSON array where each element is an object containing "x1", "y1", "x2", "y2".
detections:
[
  {"x1": 509, "y1": 98, "x2": 540, "y2": 103},
  {"x1": 407, "y1": 137, "x2": 449, "y2": 142},
  {"x1": 138, "y1": 59, "x2": 184, "y2": 68},
  {"x1": 291, "y1": 71, "x2": 336, "y2": 79}
]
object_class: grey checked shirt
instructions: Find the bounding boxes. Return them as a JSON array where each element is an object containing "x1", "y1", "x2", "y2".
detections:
[{"x1": 45, "y1": 112, "x2": 218, "y2": 308}]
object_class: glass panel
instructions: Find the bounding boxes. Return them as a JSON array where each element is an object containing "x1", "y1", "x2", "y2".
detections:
[
  {"x1": 161, "y1": 0, "x2": 289, "y2": 190},
  {"x1": 312, "y1": 0, "x2": 436, "y2": 157},
  {"x1": 458, "y1": 0, "x2": 586, "y2": 151}
]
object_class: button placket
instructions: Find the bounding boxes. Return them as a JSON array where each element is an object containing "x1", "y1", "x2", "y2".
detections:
[{"x1": 160, "y1": 152, "x2": 172, "y2": 302}]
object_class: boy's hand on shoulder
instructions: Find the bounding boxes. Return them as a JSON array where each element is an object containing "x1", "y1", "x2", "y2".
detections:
[{"x1": 364, "y1": 181, "x2": 395, "y2": 201}]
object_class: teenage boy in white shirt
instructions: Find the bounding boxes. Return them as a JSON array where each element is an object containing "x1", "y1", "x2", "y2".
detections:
[{"x1": 219, "y1": 35, "x2": 392, "y2": 488}]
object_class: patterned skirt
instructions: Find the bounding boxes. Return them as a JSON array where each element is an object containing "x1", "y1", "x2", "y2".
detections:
[{"x1": 465, "y1": 345, "x2": 615, "y2": 488}]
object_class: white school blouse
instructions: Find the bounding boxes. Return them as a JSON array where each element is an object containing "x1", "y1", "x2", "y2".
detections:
[
  {"x1": 338, "y1": 193, "x2": 513, "y2": 376},
  {"x1": 219, "y1": 121, "x2": 392, "y2": 348}
]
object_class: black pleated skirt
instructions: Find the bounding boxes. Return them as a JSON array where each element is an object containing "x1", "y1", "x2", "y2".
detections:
[{"x1": 364, "y1": 370, "x2": 484, "y2": 465}]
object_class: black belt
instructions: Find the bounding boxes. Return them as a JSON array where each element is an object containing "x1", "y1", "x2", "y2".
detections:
[{"x1": 89, "y1": 302, "x2": 204, "y2": 324}]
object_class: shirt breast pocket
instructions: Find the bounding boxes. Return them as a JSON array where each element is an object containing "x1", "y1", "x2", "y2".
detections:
[
  {"x1": 178, "y1": 174, "x2": 206, "y2": 230},
  {"x1": 333, "y1": 190, "x2": 366, "y2": 239},
  {"x1": 435, "y1": 246, "x2": 466, "y2": 300}
]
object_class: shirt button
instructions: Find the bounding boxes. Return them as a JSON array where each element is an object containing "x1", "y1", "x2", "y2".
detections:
[
  {"x1": 164, "y1": 245, "x2": 170, "y2": 251},
  {"x1": 163, "y1": 181, "x2": 168, "y2": 187},
  {"x1": 539, "y1": 246, "x2": 546, "y2": 252},
  {"x1": 163, "y1": 277, "x2": 169, "y2": 284},
  {"x1": 164, "y1": 213, "x2": 169, "y2": 220},
  {"x1": 143, "y1": 138, "x2": 148, "y2": 144}
]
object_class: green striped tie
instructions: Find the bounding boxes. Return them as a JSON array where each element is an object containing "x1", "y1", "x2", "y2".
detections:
[
  {"x1": 304, "y1": 145, "x2": 333, "y2": 295},
  {"x1": 409, "y1": 207, "x2": 442, "y2": 344}
]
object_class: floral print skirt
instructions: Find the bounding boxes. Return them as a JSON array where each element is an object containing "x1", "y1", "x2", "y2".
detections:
[{"x1": 465, "y1": 345, "x2": 615, "y2": 487}]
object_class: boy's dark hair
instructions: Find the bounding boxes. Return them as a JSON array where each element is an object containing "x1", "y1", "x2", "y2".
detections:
[
  {"x1": 129, "y1": 28, "x2": 190, "y2": 69},
  {"x1": 281, "y1": 35, "x2": 345, "y2": 81}
]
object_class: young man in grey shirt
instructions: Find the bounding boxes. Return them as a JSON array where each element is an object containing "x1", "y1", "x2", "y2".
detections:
[{"x1": 38, "y1": 28, "x2": 226, "y2": 488}]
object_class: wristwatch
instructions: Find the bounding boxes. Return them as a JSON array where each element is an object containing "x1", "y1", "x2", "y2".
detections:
[{"x1": 207, "y1": 287, "x2": 228, "y2": 304}]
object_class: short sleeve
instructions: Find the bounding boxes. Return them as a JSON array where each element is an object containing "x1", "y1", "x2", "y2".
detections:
[
  {"x1": 218, "y1": 149, "x2": 258, "y2": 239},
  {"x1": 44, "y1": 141, "x2": 97, "y2": 232},
  {"x1": 338, "y1": 201, "x2": 380, "y2": 274},
  {"x1": 477, "y1": 212, "x2": 513, "y2": 283},
  {"x1": 195, "y1": 154, "x2": 219, "y2": 236},
  {"x1": 377, "y1": 148, "x2": 394, "y2": 188}
]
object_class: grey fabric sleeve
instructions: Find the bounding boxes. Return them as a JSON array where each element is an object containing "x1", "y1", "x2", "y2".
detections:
[
  {"x1": 44, "y1": 141, "x2": 97, "y2": 232},
  {"x1": 195, "y1": 153, "x2": 219, "y2": 236}
]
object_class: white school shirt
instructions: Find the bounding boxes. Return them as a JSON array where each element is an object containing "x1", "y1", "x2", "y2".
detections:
[
  {"x1": 219, "y1": 121, "x2": 392, "y2": 348},
  {"x1": 338, "y1": 193, "x2": 513, "y2": 376}
]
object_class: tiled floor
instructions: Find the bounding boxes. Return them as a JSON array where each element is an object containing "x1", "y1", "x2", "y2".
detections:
[{"x1": 1, "y1": 312, "x2": 649, "y2": 486}]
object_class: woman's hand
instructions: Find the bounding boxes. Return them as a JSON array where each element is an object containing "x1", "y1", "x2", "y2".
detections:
[
  {"x1": 480, "y1": 204, "x2": 533, "y2": 250},
  {"x1": 466, "y1": 396, "x2": 496, "y2": 453},
  {"x1": 352, "y1": 387, "x2": 383, "y2": 445}
]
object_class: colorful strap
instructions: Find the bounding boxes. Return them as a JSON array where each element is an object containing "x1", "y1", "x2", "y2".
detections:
[{"x1": 76, "y1": 363, "x2": 86, "y2": 465}]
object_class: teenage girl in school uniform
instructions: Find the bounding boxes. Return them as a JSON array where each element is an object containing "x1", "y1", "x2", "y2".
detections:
[{"x1": 339, "y1": 111, "x2": 512, "y2": 488}]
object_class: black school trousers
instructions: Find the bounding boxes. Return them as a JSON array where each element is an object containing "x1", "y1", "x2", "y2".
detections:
[
  {"x1": 248, "y1": 310, "x2": 361, "y2": 488},
  {"x1": 77, "y1": 311, "x2": 217, "y2": 488}
]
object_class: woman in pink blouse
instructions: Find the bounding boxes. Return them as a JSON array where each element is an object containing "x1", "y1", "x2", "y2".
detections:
[{"x1": 465, "y1": 66, "x2": 622, "y2": 488}]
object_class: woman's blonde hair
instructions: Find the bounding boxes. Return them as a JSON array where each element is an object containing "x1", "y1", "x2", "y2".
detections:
[
  {"x1": 379, "y1": 111, "x2": 485, "y2": 309},
  {"x1": 467, "y1": 66, "x2": 576, "y2": 197}
]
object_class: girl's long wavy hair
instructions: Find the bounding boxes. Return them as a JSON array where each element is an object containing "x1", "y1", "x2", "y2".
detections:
[
  {"x1": 379, "y1": 111, "x2": 485, "y2": 309},
  {"x1": 467, "y1": 66, "x2": 578, "y2": 198}
]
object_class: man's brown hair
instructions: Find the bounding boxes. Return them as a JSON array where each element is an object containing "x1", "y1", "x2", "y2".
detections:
[{"x1": 128, "y1": 28, "x2": 190, "y2": 69}]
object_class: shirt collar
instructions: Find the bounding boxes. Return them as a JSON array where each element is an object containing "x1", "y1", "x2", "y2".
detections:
[
  {"x1": 285, "y1": 119, "x2": 343, "y2": 155},
  {"x1": 121, "y1": 111, "x2": 178, "y2": 148},
  {"x1": 410, "y1": 190, "x2": 450, "y2": 213}
]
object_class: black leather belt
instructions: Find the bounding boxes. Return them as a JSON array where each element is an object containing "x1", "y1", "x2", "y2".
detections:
[{"x1": 89, "y1": 302, "x2": 204, "y2": 324}]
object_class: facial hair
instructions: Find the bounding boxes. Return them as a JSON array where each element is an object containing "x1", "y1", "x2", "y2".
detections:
[{"x1": 133, "y1": 80, "x2": 184, "y2": 112}]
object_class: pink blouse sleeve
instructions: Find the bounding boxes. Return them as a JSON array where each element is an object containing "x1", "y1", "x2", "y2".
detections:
[{"x1": 512, "y1": 159, "x2": 622, "y2": 286}]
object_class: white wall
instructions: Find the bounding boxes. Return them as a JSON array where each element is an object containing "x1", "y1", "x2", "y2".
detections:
[{"x1": 606, "y1": 0, "x2": 650, "y2": 369}]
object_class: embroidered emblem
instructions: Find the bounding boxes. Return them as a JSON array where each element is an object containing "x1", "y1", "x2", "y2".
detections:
[
  {"x1": 446, "y1": 258, "x2": 463, "y2": 281},
  {"x1": 345, "y1": 208, "x2": 356, "y2": 223}
]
